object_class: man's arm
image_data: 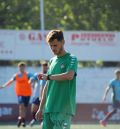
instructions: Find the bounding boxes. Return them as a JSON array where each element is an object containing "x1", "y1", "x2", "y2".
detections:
[
  {"x1": 35, "y1": 81, "x2": 48, "y2": 120},
  {"x1": 102, "y1": 86, "x2": 111, "y2": 102},
  {"x1": 28, "y1": 77, "x2": 35, "y2": 88},
  {"x1": 49, "y1": 70, "x2": 75, "y2": 81},
  {"x1": 39, "y1": 70, "x2": 75, "y2": 81},
  {"x1": 40, "y1": 84, "x2": 44, "y2": 100},
  {"x1": 0, "y1": 78, "x2": 14, "y2": 89},
  {"x1": 39, "y1": 56, "x2": 77, "y2": 81}
]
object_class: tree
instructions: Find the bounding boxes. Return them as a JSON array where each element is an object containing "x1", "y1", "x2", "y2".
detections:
[
  {"x1": 0, "y1": 0, "x2": 120, "y2": 30},
  {"x1": 0, "y1": 0, "x2": 40, "y2": 29}
]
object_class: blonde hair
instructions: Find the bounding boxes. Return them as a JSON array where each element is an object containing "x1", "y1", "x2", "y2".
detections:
[{"x1": 18, "y1": 62, "x2": 26, "y2": 67}]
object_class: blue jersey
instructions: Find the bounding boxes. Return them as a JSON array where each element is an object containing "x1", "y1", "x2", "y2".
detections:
[
  {"x1": 109, "y1": 79, "x2": 120, "y2": 101},
  {"x1": 31, "y1": 73, "x2": 46, "y2": 99}
]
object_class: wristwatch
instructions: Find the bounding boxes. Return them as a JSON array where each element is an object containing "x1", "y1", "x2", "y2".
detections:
[{"x1": 47, "y1": 75, "x2": 51, "y2": 80}]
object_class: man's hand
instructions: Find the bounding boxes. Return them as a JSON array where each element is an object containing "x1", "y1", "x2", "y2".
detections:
[
  {"x1": 35, "y1": 109, "x2": 43, "y2": 121},
  {"x1": 37, "y1": 74, "x2": 47, "y2": 80}
]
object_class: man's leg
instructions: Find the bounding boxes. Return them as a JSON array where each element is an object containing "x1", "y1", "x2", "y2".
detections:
[
  {"x1": 100, "y1": 108, "x2": 117, "y2": 127},
  {"x1": 29, "y1": 103, "x2": 39, "y2": 126},
  {"x1": 100, "y1": 101, "x2": 119, "y2": 127},
  {"x1": 50, "y1": 113, "x2": 72, "y2": 129},
  {"x1": 42, "y1": 113, "x2": 53, "y2": 129},
  {"x1": 17, "y1": 96, "x2": 30, "y2": 127},
  {"x1": 17, "y1": 103, "x2": 26, "y2": 127},
  {"x1": 103, "y1": 108, "x2": 117, "y2": 121}
]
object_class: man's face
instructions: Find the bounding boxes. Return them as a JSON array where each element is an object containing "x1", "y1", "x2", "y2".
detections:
[
  {"x1": 19, "y1": 66, "x2": 25, "y2": 73},
  {"x1": 49, "y1": 39, "x2": 64, "y2": 55},
  {"x1": 117, "y1": 72, "x2": 120, "y2": 79},
  {"x1": 115, "y1": 72, "x2": 120, "y2": 79},
  {"x1": 42, "y1": 65, "x2": 48, "y2": 73}
]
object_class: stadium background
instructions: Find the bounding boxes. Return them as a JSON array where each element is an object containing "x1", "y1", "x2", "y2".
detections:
[
  {"x1": 0, "y1": 0, "x2": 120, "y2": 125},
  {"x1": 0, "y1": 30, "x2": 120, "y2": 123}
]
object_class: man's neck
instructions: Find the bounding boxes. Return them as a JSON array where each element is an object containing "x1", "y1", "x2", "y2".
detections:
[
  {"x1": 57, "y1": 50, "x2": 66, "y2": 57},
  {"x1": 19, "y1": 71, "x2": 25, "y2": 74}
]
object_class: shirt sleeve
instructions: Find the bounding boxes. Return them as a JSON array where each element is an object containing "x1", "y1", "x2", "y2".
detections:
[
  {"x1": 27, "y1": 72, "x2": 34, "y2": 79},
  {"x1": 108, "y1": 80, "x2": 114, "y2": 88},
  {"x1": 34, "y1": 73, "x2": 39, "y2": 81},
  {"x1": 47, "y1": 58, "x2": 53, "y2": 75},
  {"x1": 40, "y1": 80, "x2": 46, "y2": 87},
  {"x1": 12, "y1": 74, "x2": 17, "y2": 81},
  {"x1": 30, "y1": 73, "x2": 38, "y2": 81},
  {"x1": 67, "y1": 56, "x2": 78, "y2": 72}
]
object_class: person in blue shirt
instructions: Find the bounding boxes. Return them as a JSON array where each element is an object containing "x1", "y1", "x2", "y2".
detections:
[
  {"x1": 29, "y1": 62, "x2": 48, "y2": 126},
  {"x1": 100, "y1": 69, "x2": 120, "y2": 127}
]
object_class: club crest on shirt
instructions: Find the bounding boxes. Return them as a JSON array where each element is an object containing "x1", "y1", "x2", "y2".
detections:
[{"x1": 61, "y1": 64, "x2": 65, "y2": 69}]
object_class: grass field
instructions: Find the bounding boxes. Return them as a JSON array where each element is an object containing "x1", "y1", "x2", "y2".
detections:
[{"x1": 0, "y1": 124, "x2": 120, "y2": 129}]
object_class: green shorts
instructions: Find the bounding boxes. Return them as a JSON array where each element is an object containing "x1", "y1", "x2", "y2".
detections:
[{"x1": 42, "y1": 113, "x2": 72, "y2": 129}]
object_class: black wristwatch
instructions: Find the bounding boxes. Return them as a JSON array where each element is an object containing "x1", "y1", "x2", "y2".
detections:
[{"x1": 47, "y1": 75, "x2": 51, "y2": 80}]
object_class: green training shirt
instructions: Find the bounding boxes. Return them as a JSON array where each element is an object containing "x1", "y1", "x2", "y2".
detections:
[{"x1": 44, "y1": 52, "x2": 77, "y2": 115}]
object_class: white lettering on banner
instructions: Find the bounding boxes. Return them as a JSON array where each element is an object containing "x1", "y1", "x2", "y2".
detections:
[
  {"x1": 71, "y1": 32, "x2": 116, "y2": 46},
  {"x1": 0, "y1": 107, "x2": 12, "y2": 117},
  {"x1": 91, "y1": 106, "x2": 120, "y2": 121}
]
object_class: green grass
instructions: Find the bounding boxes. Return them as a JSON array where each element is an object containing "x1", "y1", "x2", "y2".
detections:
[{"x1": 0, "y1": 124, "x2": 119, "y2": 129}]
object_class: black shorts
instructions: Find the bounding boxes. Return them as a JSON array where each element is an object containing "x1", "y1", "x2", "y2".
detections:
[
  {"x1": 18, "y1": 96, "x2": 30, "y2": 107},
  {"x1": 32, "y1": 97, "x2": 40, "y2": 105},
  {"x1": 113, "y1": 100, "x2": 120, "y2": 109}
]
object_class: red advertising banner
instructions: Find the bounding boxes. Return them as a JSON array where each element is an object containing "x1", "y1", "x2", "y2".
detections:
[{"x1": 0, "y1": 103, "x2": 120, "y2": 122}]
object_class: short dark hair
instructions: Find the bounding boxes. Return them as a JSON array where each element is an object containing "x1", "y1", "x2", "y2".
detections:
[
  {"x1": 46, "y1": 30, "x2": 64, "y2": 43},
  {"x1": 18, "y1": 62, "x2": 26, "y2": 67}
]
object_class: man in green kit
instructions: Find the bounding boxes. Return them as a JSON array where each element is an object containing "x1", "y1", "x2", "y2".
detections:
[{"x1": 35, "y1": 30, "x2": 77, "y2": 129}]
